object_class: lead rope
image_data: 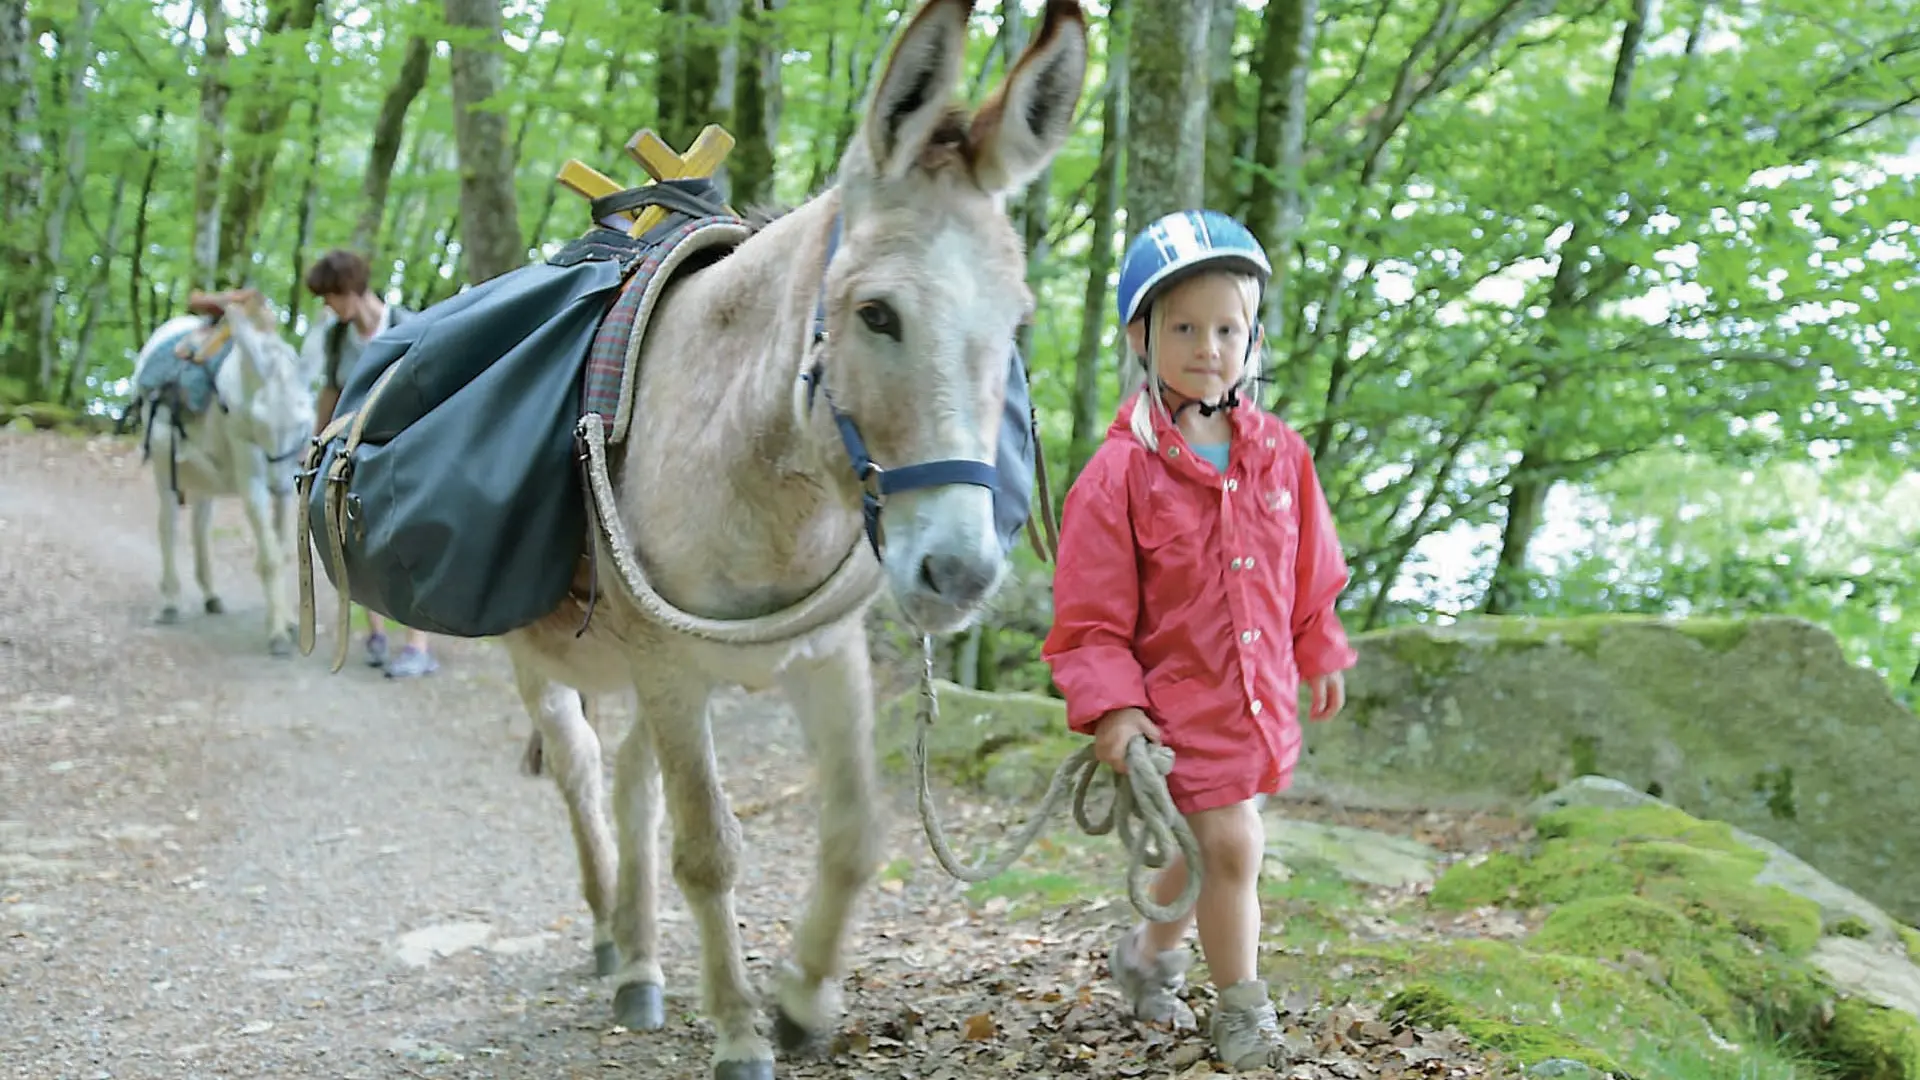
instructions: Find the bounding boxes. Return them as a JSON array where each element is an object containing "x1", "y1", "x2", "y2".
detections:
[{"x1": 911, "y1": 635, "x2": 1204, "y2": 923}]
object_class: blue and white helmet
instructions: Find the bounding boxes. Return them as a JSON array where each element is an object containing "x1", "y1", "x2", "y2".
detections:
[{"x1": 1116, "y1": 209, "x2": 1272, "y2": 326}]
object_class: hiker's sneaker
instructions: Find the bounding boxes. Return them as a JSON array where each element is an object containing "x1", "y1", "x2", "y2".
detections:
[
  {"x1": 365, "y1": 631, "x2": 389, "y2": 668},
  {"x1": 1209, "y1": 979, "x2": 1288, "y2": 1072},
  {"x1": 1108, "y1": 925, "x2": 1196, "y2": 1030},
  {"x1": 385, "y1": 646, "x2": 438, "y2": 679}
]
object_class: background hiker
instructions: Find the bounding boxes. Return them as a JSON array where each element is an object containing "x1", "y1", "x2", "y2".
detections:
[
  {"x1": 1041, "y1": 209, "x2": 1359, "y2": 1073},
  {"x1": 301, "y1": 248, "x2": 439, "y2": 679}
]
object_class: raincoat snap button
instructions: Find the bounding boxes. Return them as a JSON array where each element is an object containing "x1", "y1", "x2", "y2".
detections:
[{"x1": 1251, "y1": 699, "x2": 1264, "y2": 715}]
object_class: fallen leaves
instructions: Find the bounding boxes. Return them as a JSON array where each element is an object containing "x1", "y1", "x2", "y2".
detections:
[{"x1": 962, "y1": 1011, "x2": 996, "y2": 1041}]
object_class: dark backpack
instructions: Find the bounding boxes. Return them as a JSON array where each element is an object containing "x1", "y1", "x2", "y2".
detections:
[{"x1": 297, "y1": 180, "x2": 764, "y2": 659}]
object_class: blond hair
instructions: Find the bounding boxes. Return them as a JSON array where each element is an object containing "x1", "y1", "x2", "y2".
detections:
[{"x1": 1127, "y1": 271, "x2": 1264, "y2": 451}]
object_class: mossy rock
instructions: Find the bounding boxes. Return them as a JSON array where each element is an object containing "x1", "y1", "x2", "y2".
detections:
[
  {"x1": 875, "y1": 679, "x2": 1086, "y2": 800},
  {"x1": 1903, "y1": 926, "x2": 1920, "y2": 966},
  {"x1": 1424, "y1": 803, "x2": 1920, "y2": 1078},
  {"x1": 0, "y1": 401, "x2": 80, "y2": 430},
  {"x1": 1301, "y1": 614, "x2": 1920, "y2": 926}
]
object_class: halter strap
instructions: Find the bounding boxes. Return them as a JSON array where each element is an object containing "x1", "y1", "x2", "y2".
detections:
[{"x1": 800, "y1": 214, "x2": 1000, "y2": 559}]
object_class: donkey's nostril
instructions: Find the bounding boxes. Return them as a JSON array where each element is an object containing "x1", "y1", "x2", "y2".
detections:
[{"x1": 918, "y1": 552, "x2": 995, "y2": 608}]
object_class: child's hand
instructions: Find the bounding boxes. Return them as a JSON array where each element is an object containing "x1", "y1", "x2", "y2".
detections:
[
  {"x1": 1092, "y1": 707, "x2": 1161, "y2": 773},
  {"x1": 1307, "y1": 672, "x2": 1346, "y2": 721}
]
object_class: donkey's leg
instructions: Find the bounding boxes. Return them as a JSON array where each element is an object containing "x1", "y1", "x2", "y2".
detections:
[
  {"x1": 769, "y1": 624, "x2": 881, "y2": 1050},
  {"x1": 621, "y1": 670, "x2": 770, "y2": 1079},
  {"x1": 270, "y1": 489, "x2": 294, "y2": 559},
  {"x1": 607, "y1": 693, "x2": 666, "y2": 1025},
  {"x1": 191, "y1": 498, "x2": 223, "y2": 614},
  {"x1": 154, "y1": 483, "x2": 182, "y2": 625},
  {"x1": 511, "y1": 662, "x2": 620, "y2": 977},
  {"x1": 239, "y1": 480, "x2": 293, "y2": 657}
]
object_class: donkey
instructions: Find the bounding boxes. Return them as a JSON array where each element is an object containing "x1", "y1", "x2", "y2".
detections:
[
  {"x1": 131, "y1": 288, "x2": 314, "y2": 656},
  {"x1": 497, "y1": 2, "x2": 1087, "y2": 1076}
]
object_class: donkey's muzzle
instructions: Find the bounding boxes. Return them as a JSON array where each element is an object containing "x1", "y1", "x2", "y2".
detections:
[{"x1": 917, "y1": 549, "x2": 997, "y2": 610}]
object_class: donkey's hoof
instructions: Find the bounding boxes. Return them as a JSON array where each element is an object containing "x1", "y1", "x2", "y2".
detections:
[
  {"x1": 593, "y1": 941, "x2": 619, "y2": 977},
  {"x1": 772, "y1": 1007, "x2": 815, "y2": 1053},
  {"x1": 156, "y1": 605, "x2": 181, "y2": 626},
  {"x1": 204, "y1": 596, "x2": 225, "y2": 615},
  {"x1": 613, "y1": 980, "x2": 665, "y2": 1031},
  {"x1": 713, "y1": 1061, "x2": 775, "y2": 1080},
  {"x1": 268, "y1": 633, "x2": 294, "y2": 659}
]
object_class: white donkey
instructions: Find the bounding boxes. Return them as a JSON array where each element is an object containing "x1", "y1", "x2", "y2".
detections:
[
  {"x1": 131, "y1": 288, "x2": 315, "y2": 656},
  {"x1": 498, "y1": 2, "x2": 1087, "y2": 1076}
]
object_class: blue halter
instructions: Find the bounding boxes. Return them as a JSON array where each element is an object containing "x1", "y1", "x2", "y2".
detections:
[{"x1": 798, "y1": 215, "x2": 1002, "y2": 560}]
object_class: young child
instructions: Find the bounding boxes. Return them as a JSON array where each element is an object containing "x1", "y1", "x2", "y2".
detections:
[{"x1": 1042, "y1": 209, "x2": 1358, "y2": 1072}]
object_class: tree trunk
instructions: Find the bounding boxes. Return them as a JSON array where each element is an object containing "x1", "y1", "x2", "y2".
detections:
[
  {"x1": 445, "y1": 0, "x2": 524, "y2": 285},
  {"x1": 354, "y1": 34, "x2": 431, "y2": 258},
  {"x1": 1244, "y1": 0, "x2": 1317, "y2": 409},
  {"x1": 1066, "y1": 0, "x2": 1127, "y2": 486},
  {"x1": 215, "y1": 0, "x2": 322, "y2": 285},
  {"x1": 0, "y1": 0, "x2": 42, "y2": 389},
  {"x1": 1481, "y1": 448, "x2": 1549, "y2": 615},
  {"x1": 729, "y1": 0, "x2": 783, "y2": 210},
  {"x1": 807, "y1": 0, "x2": 878, "y2": 194},
  {"x1": 656, "y1": 0, "x2": 730, "y2": 152},
  {"x1": 1125, "y1": 0, "x2": 1209, "y2": 227},
  {"x1": 127, "y1": 101, "x2": 166, "y2": 353},
  {"x1": 1203, "y1": 0, "x2": 1241, "y2": 214},
  {"x1": 192, "y1": 0, "x2": 230, "y2": 290},
  {"x1": 1480, "y1": 0, "x2": 1649, "y2": 615},
  {"x1": 34, "y1": 0, "x2": 99, "y2": 395},
  {"x1": 288, "y1": 71, "x2": 326, "y2": 321},
  {"x1": 65, "y1": 172, "x2": 127, "y2": 407}
]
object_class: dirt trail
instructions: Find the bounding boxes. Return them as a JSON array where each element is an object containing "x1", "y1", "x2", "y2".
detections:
[{"x1": 0, "y1": 429, "x2": 1506, "y2": 1080}]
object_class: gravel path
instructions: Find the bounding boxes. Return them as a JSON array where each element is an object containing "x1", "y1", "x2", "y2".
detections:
[{"x1": 0, "y1": 428, "x2": 1506, "y2": 1080}]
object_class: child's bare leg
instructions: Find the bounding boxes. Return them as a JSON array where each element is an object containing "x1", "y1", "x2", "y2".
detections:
[{"x1": 1184, "y1": 800, "x2": 1266, "y2": 986}]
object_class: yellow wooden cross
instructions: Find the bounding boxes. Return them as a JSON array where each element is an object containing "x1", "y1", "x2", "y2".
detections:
[{"x1": 553, "y1": 123, "x2": 736, "y2": 238}]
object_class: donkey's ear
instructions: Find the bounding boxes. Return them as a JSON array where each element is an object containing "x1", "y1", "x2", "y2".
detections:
[
  {"x1": 968, "y1": 1, "x2": 1089, "y2": 195},
  {"x1": 863, "y1": 0, "x2": 974, "y2": 180}
]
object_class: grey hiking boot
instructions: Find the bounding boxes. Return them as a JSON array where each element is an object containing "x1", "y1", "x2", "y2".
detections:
[
  {"x1": 384, "y1": 646, "x2": 438, "y2": 679},
  {"x1": 1209, "y1": 979, "x2": 1289, "y2": 1072},
  {"x1": 1108, "y1": 925, "x2": 1196, "y2": 1030}
]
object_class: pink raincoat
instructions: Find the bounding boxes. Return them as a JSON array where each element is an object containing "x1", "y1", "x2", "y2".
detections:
[{"x1": 1042, "y1": 394, "x2": 1358, "y2": 814}]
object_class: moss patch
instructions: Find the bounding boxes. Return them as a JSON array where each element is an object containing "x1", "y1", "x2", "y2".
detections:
[
  {"x1": 1384, "y1": 981, "x2": 1624, "y2": 1074},
  {"x1": 1373, "y1": 615, "x2": 1756, "y2": 667},
  {"x1": 1433, "y1": 806, "x2": 1822, "y2": 958},
  {"x1": 1900, "y1": 925, "x2": 1920, "y2": 966},
  {"x1": 1420, "y1": 803, "x2": 1916, "y2": 1079},
  {"x1": 1322, "y1": 938, "x2": 1815, "y2": 1079},
  {"x1": 1823, "y1": 997, "x2": 1920, "y2": 1080}
]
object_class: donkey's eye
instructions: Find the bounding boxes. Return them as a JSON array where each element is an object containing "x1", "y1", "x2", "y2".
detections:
[{"x1": 857, "y1": 301, "x2": 902, "y2": 341}]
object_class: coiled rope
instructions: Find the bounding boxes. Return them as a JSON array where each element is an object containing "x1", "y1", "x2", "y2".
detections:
[{"x1": 908, "y1": 635, "x2": 1203, "y2": 923}]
